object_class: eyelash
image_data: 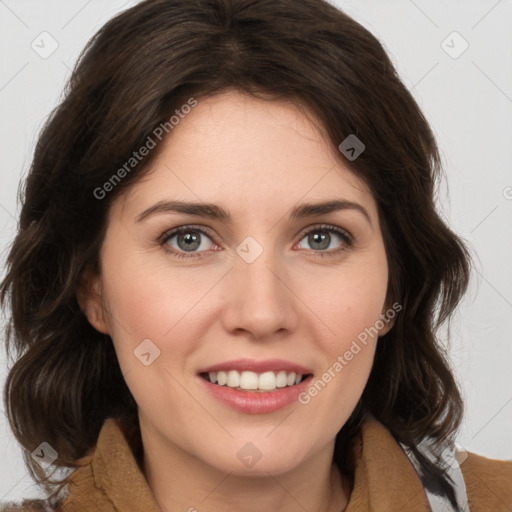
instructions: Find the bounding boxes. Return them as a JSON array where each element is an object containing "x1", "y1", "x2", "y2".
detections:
[{"x1": 158, "y1": 224, "x2": 354, "y2": 260}]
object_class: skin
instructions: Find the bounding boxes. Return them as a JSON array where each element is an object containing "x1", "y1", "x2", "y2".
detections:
[{"x1": 80, "y1": 89, "x2": 394, "y2": 512}]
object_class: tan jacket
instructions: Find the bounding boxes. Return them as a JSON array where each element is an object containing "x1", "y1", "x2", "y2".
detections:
[{"x1": 2, "y1": 416, "x2": 512, "y2": 511}]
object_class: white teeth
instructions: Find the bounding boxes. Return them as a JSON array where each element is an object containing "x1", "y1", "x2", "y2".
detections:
[
  {"x1": 258, "y1": 371, "x2": 276, "y2": 391},
  {"x1": 227, "y1": 370, "x2": 240, "y2": 387},
  {"x1": 240, "y1": 371, "x2": 259, "y2": 390},
  {"x1": 205, "y1": 370, "x2": 306, "y2": 391},
  {"x1": 286, "y1": 372, "x2": 296, "y2": 386},
  {"x1": 276, "y1": 370, "x2": 288, "y2": 388}
]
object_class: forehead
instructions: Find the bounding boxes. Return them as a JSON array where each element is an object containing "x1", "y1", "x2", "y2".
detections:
[{"x1": 116, "y1": 89, "x2": 376, "y2": 222}]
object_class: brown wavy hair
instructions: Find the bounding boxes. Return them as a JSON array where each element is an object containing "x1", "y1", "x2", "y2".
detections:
[{"x1": 1, "y1": 0, "x2": 471, "y2": 508}]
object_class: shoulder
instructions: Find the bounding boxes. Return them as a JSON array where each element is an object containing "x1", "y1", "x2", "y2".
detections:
[{"x1": 460, "y1": 450, "x2": 512, "y2": 511}]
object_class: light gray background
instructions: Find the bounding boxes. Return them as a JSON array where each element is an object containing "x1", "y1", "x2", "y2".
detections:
[{"x1": 1, "y1": 0, "x2": 511, "y2": 502}]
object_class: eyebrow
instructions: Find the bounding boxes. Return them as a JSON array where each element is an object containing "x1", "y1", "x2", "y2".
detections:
[{"x1": 136, "y1": 199, "x2": 372, "y2": 226}]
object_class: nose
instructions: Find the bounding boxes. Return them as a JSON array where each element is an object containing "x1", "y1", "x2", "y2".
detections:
[{"x1": 220, "y1": 247, "x2": 299, "y2": 340}]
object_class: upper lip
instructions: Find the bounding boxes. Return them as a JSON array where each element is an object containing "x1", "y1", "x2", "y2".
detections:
[{"x1": 198, "y1": 358, "x2": 313, "y2": 375}]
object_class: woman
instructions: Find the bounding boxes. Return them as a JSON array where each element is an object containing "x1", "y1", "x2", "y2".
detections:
[{"x1": 1, "y1": 0, "x2": 511, "y2": 511}]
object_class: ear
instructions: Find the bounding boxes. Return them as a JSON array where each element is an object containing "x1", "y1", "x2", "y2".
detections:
[
  {"x1": 76, "y1": 265, "x2": 110, "y2": 335},
  {"x1": 377, "y1": 302, "x2": 399, "y2": 337},
  {"x1": 377, "y1": 317, "x2": 394, "y2": 337}
]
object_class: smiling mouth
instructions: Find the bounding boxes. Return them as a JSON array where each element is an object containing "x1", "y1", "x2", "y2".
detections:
[{"x1": 199, "y1": 370, "x2": 313, "y2": 392}]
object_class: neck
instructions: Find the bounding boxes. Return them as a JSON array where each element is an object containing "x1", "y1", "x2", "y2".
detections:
[{"x1": 141, "y1": 422, "x2": 351, "y2": 512}]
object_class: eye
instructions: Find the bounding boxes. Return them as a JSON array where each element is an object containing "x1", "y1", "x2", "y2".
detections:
[
  {"x1": 295, "y1": 224, "x2": 353, "y2": 256},
  {"x1": 160, "y1": 226, "x2": 217, "y2": 259},
  {"x1": 159, "y1": 223, "x2": 353, "y2": 260}
]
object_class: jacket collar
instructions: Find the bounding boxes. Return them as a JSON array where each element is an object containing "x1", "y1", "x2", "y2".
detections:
[{"x1": 63, "y1": 415, "x2": 431, "y2": 511}]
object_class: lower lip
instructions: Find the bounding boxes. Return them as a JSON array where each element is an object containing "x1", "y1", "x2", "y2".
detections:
[{"x1": 198, "y1": 375, "x2": 314, "y2": 414}]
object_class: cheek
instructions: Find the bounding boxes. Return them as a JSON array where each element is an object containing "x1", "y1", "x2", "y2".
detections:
[
  {"x1": 301, "y1": 257, "x2": 388, "y2": 345},
  {"x1": 294, "y1": 252, "x2": 388, "y2": 418},
  {"x1": 297, "y1": 288, "x2": 383, "y2": 442},
  {"x1": 100, "y1": 265, "x2": 210, "y2": 427},
  {"x1": 100, "y1": 252, "x2": 224, "y2": 371}
]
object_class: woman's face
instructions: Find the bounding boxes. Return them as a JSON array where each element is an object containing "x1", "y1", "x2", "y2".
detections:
[{"x1": 82, "y1": 89, "x2": 392, "y2": 476}]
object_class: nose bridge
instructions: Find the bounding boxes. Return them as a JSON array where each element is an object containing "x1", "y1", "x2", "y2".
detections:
[
  {"x1": 236, "y1": 237, "x2": 286, "y2": 307},
  {"x1": 222, "y1": 235, "x2": 297, "y2": 337}
]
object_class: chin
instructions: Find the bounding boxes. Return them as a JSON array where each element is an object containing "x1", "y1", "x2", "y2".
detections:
[{"x1": 201, "y1": 441, "x2": 310, "y2": 477}]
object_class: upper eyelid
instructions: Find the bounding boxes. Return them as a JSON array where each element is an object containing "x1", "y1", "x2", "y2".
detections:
[
  {"x1": 159, "y1": 225, "x2": 217, "y2": 247},
  {"x1": 296, "y1": 225, "x2": 354, "y2": 250}
]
